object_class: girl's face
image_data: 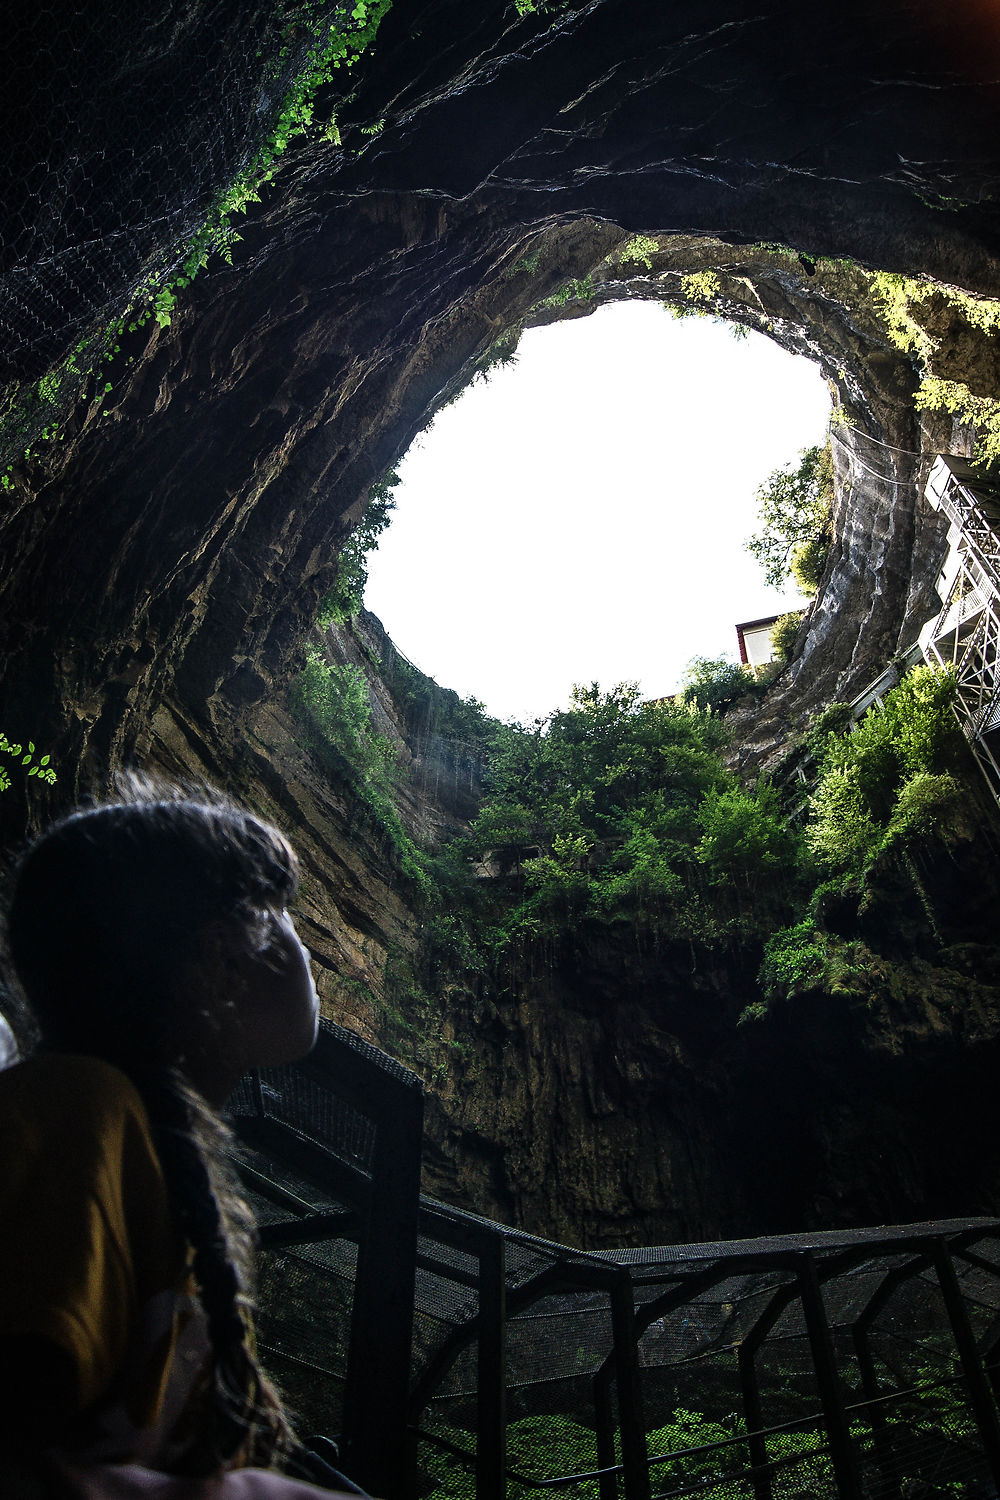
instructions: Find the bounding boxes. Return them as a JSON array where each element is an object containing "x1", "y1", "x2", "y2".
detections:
[
  {"x1": 190, "y1": 909, "x2": 319, "y2": 1103},
  {"x1": 237, "y1": 908, "x2": 320, "y2": 1070}
]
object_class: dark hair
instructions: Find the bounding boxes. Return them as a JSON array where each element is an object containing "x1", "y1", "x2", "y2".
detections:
[{"x1": 5, "y1": 779, "x2": 299, "y2": 1472}]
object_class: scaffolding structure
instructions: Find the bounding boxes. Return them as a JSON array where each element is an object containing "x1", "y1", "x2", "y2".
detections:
[
  {"x1": 232, "y1": 1024, "x2": 1000, "y2": 1500},
  {"x1": 919, "y1": 454, "x2": 1000, "y2": 805}
]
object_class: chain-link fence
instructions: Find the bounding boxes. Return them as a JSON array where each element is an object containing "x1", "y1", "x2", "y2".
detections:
[{"x1": 1, "y1": 0, "x2": 381, "y2": 474}]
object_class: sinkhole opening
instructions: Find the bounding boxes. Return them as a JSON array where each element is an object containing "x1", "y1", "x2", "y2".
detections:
[{"x1": 364, "y1": 300, "x2": 831, "y2": 725}]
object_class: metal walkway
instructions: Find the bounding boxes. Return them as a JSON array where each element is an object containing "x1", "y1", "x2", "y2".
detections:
[{"x1": 232, "y1": 1023, "x2": 1000, "y2": 1500}]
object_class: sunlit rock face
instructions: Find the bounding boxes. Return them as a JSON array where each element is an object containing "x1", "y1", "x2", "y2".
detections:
[{"x1": 4, "y1": 0, "x2": 1000, "y2": 1242}]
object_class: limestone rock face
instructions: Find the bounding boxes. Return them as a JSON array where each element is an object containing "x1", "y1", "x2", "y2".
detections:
[{"x1": 5, "y1": 1, "x2": 1000, "y2": 1244}]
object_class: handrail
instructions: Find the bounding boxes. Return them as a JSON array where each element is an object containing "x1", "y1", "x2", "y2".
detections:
[{"x1": 412, "y1": 1372, "x2": 971, "y2": 1492}]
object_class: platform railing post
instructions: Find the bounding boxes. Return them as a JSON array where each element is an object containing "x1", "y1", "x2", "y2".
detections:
[
  {"x1": 932, "y1": 1239, "x2": 1000, "y2": 1495},
  {"x1": 738, "y1": 1342, "x2": 773, "y2": 1500},
  {"x1": 853, "y1": 1323, "x2": 901, "y2": 1500},
  {"x1": 476, "y1": 1231, "x2": 507, "y2": 1500},
  {"x1": 594, "y1": 1370, "x2": 619, "y2": 1500},
  {"x1": 796, "y1": 1253, "x2": 863, "y2": 1500},
  {"x1": 341, "y1": 1060, "x2": 423, "y2": 1499},
  {"x1": 610, "y1": 1272, "x2": 650, "y2": 1500}
]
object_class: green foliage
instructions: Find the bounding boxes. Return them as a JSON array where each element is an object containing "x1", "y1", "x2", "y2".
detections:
[
  {"x1": 680, "y1": 270, "x2": 721, "y2": 304},
  {"x1": 3, "y1": 0, "x2": 391, "y2": 470},
  {"x1": 317, "y1": 471, "x2": 398, "y2": 625},
  {"x1": 914, "y1": 377, "x2": 1000, "y2": 467},
  {"x1": 746, "y1": 442, "x2": 834, "y2": 590},
  {"x1": 421, "y1": 1415, "x2": 602, "y2": 1500},
  {"x1": 177, "y1": 0, "x2": 392, "y2": 287},
  {"x1": 756, "y1": 920, "x2": 869, "y2": 1007},
  {"x1": 294, "y1": 635, "x2": 975, "y2": 1035},
  {"x1": 868, "y1": 272, "x2": 939, "y2": 365},
  {"x1": 790, "y1": 535, "x2": 828, "y2": 593},
  {"x1": 376, "y1": 647, "x2": 495, "y2": 749},
  {"x1": 419, "y1": 1368, "x2": 981, "y2": 1500},
  {"x1": 695, "y1": 781, "x2": 802, "y2": 894},
  {"x1": 290, "y1": 645, "x2": 435, "y2": 892},
  {"x1": 769, "y1": 611, "x2": 802, "y2": 663},
  {"x1": 806, "y1": 764, "x2": 879, "y2": 866},
  {"x1": 0, "y1": 733, "x2": 58, "y2": 794},
  {"x1": 505, "y1": 250, "x2": 541, "y2": 278},
  {"x1": 618, "y1": 235, "x2": 659, "y2": 270},
  {"x1": 882, "y1": 770, "x2": 966, "y2": 855},
  {"x1": 647, "y1": 1408, "x2": 752, "y2": 1488},
  {"x1": 460, "y1": 681, "x2": 804, "y2": 945},
  {"x1": 679, "y1": 656, "x2": 755, "y2": 713},
  {"x1": 293, "y1": 649, "x2": 390, "y2": 780},
  {"x1": 472, "y1": 327, "x2": 521, "y2": 384},
  {"x1": 536, "y1": 275, "x2": 596, "y2": 312},
  {"x1": 868, "y1": 273, "x2": 1000, "y2": 466},
  {"x1": 807, "y1": 666, "x2": 962, "y2": 872},
  {"x1": 427, "y1": 662, "x2": 972, "y2": 1012},
  {"x1": 804, "y1": 701, "x2": 854, "y2": 758}
]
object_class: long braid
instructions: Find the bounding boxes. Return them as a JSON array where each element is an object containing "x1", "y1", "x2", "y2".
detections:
[{"x1": 137, "y1": 1065, "x2": 295, "y2": 1473}]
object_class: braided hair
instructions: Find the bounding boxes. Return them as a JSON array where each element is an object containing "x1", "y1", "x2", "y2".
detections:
[{"x1": 5, "y1": 779, "x2": 300, "y2": 1472}]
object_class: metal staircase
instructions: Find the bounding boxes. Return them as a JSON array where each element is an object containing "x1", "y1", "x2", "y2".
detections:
[{"x1": 919, "y1": 454, "x2": 1000, "y2": 803}]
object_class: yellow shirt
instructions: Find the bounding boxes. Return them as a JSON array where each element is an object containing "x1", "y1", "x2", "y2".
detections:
[{"x1": 0, "y1": 1053, "x2": 204, "y2": 1463}]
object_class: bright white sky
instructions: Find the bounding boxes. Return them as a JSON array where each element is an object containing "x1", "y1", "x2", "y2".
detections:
[{"x1": 365, "y1": 300, "x2": 830, "y2": 725}]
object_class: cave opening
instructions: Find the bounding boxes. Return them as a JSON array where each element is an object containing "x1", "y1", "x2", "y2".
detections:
[{"x1": 365, "y1": 299, "x2": 831, "y2": 723}]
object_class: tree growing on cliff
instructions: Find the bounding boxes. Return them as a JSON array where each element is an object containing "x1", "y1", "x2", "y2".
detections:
[
  {"x1": 746, "y1": 441, "x2": 834, "y2": 591},
  {"x1": 769, "y1": 611, "x2": 804, "y2": 664}
]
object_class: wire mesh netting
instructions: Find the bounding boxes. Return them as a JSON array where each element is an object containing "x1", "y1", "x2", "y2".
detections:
[
  {"x1": 229, "y1": 1025, "x2": 1000, "y2": 1500},
  {"x1": 1, "y1": 0, "x2": 376, "y2": 473},
  {"x1": 407, "y1": 1224, "x2": 1000, "y2": 1500}
]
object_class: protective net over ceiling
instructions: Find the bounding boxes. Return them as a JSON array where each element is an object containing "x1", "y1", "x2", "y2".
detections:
[
  {"x1": 230, "y1": 1021, "x2": 1000, "y2": 1500},
  {"x1": 0, "y1": 0, "x2": 356, "y2": 470}
]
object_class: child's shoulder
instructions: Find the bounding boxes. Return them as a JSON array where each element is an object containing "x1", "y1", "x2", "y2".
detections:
[{"x1": 0, "y1": 1052, "x2": 148, "y2": 1135}]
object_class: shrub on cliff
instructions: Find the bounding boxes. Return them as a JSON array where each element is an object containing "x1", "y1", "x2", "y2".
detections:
[
  {"x1": 789, "y1": 534, "x2": 828, "y2": 593},
  {"x1": 291, "y1": 645, "x2": 433, "y2": 893},
  {"x1": 679, "y1": 655, "x2": 755, "y2": 712},
  {"x1": 769, "y1": 611, "x2": 803, "y2": 663},
  {"x1": 317, "y1": 471, "x2": 398, "y2": 626},
  {"x1": 396, "y1": 652, "x2": 973, "y2": 1021},
  {"x1": 803, "y1": 665, "x2": 965, "y2": 943},
  {"x1": 695, "y1": 781, "x2": 803, "y2": 901},
  {"x1": 755, "y1": 919, "x2": 871, "y2": 1011},
  {"x1": 808, "y1": 665, "x2": 960, "y2": 859}
]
